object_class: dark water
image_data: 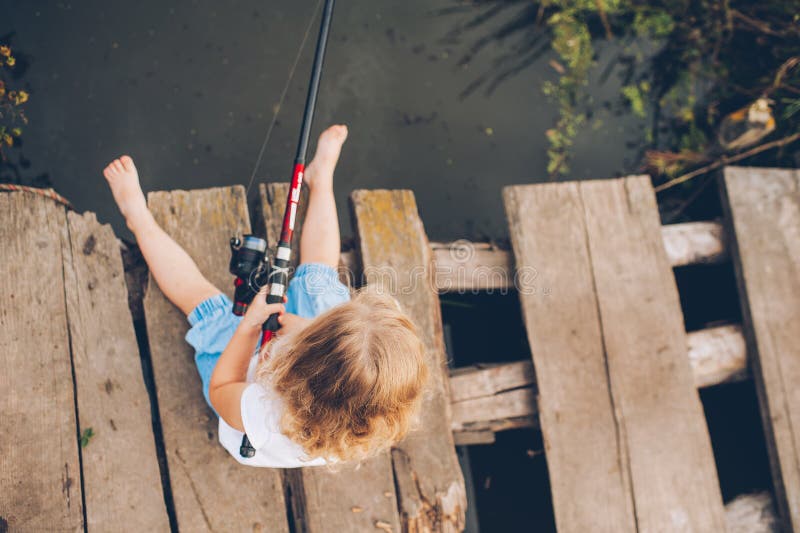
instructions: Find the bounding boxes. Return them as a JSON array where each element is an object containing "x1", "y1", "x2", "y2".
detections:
[{"x1": 1, "y1": 0, "x2": 645, "y2": 241}]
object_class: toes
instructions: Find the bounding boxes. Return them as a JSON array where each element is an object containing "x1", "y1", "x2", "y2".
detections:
[
  {"x1": 324, "y1": 124, "x2": 348, "y2": 140},
  {"x1": 104, "y1": 156, "x2": 137, "y2": 180},
  {"x1": 104, "y1": 161, "x2": 119, "y2": 176},
  {"x1": 120, "y1": 155, "x2": 135, "y2": 172},
  {"x1": 317, "y1": 126, "x2": 348, "y2": 153}
]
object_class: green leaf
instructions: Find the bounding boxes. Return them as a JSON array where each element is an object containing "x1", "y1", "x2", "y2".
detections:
[
  {"x1": 622, "y1": 84, "x2": 647, "y2": 118},
  {"x1": 633, "y1": 10, "x2": 675, "y2": 38},
  {"x1": 80, "y1": 427, "x2": 95, "y2": 448}
]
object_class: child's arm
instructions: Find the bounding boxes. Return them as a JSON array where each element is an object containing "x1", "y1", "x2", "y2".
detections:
[{"x1": 209, "y1": 287, "x2": 284, "y2": 431}]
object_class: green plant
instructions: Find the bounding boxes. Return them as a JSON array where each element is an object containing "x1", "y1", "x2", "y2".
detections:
[
  {"x1": 450, "y1": 1, "x2": 800, "y2": 184},
  {"x1": 0, "y1": 44, "x2": 29, "y2": 159},
  {"x1": 80, "y1": 427, "x2": 95, "y2": 448}
]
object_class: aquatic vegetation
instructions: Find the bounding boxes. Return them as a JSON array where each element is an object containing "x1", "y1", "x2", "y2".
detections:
[
  {"x1": 448, "y1": 1, "x2": 800, "y2": 188},
  {"x1": 0, "y1": 44, "x2": 28, "y2": 159}
]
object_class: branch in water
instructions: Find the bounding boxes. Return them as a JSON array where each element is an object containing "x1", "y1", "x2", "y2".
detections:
[
  {"x1": 654, "y1": 132, "x2": 800, "y2": 192},
  {"x1": 595, "y1": 0, "x2": 614, "y2": 40}
]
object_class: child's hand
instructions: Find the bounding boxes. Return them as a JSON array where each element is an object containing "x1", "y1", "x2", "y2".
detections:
[
  {"x1": 242, "y1": 285, "x2": 285, "y2": 330},
  {"x1": 277, "y1": 313, "x2": 312, "y2": 337}
]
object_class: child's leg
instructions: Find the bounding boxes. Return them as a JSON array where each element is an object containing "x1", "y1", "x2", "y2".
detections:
[
  {"x1": 104, "y1": 156, "x2": 220, "y2": 315},
  {"x1": 299, "y1": 125, "x2": 348, "y2": 269}
]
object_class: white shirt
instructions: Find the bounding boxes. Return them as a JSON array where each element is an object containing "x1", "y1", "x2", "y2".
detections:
[{"x1": 217, "y1": 355, "x2": 328, "y2": 468}]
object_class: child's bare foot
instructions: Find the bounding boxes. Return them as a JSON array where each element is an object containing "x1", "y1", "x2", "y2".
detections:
[
  {"x1": 103, "y1": 155, "x2": 150, "y2": 230},
  {"x1": 304, "y1": 125, "x2": 348, "y2": 191}
]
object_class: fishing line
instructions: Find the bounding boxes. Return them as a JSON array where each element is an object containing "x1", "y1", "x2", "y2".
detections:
[{"x1": 243, "y1": 0, "x2": 325, "y2": 198}]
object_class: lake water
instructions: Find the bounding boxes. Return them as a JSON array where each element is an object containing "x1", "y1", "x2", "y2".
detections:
[{"x1": 1, "y1": 0, "x2": 645, "y2": 241}]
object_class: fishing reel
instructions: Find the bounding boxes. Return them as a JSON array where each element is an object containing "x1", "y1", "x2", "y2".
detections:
[
  {"x1": 229, "y1": 234, "x2": 284, "y2": 460},
  {"x1": 229, "y1": 235, "x2": 269, "y2": 316}
]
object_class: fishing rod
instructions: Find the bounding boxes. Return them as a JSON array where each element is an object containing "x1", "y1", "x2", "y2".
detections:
[
  {"x1": 261, "y1": 0, "x2": 336, "y2": 344},
  {"x1": 228, "y1": 0, "x2": 336, "y2": 457}
]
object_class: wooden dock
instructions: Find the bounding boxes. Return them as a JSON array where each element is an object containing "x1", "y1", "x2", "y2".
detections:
[{"x1": 0, "y1": 166, "x2": 796, "y2": 532}]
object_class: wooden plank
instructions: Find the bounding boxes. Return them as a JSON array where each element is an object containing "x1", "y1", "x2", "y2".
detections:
[
  {"x1": 142, "y1": 187, "x2": 288, "y2": 533},
  {"x1": 503, "y1": 182, "x2": 636, "y2": 533},
  {"x1": 430, "y1": 221, "x2": 726, "y2": 293},
  {"x1": 449, "y1": 362, "x2": 504, "y2": 378},
  {"x1": 351, "y1": 190, "x2": 466, "y2": 533},
  {"x1": 579, "y1": 176, "x2": 726, "y2": 531},
  {"x1": 688, "y1": 324, "x2": 748, "y2": 388},
  {"x1": 449, "y1": 360, "x2": 534, "y2": 403},
  {"x1": 450, "y1": 323, "x2": 748, "y2": 435},
  {"x1": 661, "y1": 221, "x2": 728, "y2": 267},
  {"x1": 453, "y1": 416, "x2": 537, "y2": 435},
  {"x1": 452, "y1": 431, "x2": 495, "y2": 446},
  {"x1": 451, "y1": 388, "x2": 536, "y2": 429},
  {"x1": 62, "y1": 211, "x2": 169, "y2": 530},
  {"x1": 504, "y1": 177, "x2": 728, "y2": 532},
  {"x1": 721, "y1": 166, "x2": 800, "y2": 532},
  {"x1": 449, "y1": 323, "x2": 747, "y2": 405},
  {"x1": 431, "y1": 241, "x2": 514, "y2": 293},
  {"x1": 725, "y1": 492, "x2": 779, "y2": 533},
  {"x1": 286, "y1": 461, "x2": 401, "y2": 533},
  {"x1": 0, "y1": 192, "x2": 83, "y2": 531},
  {"x1": 258, "y1": 183, "x2": 401, "y2": 533}
]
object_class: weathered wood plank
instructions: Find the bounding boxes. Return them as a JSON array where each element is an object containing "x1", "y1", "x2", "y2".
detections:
[
  {"x1": 451, "y1": 388, "x2": 536, "y2": 429},
  {"x1": 721, "y1": 166, "x2": 800, "y2": 532},
  {"x1": 429, "y1": 221, "x2": 726, "y2": 293},
  {"x1": 725, "y1": 492, "x2": 779, "y2": 533},
  {"x1": 287, "y1": 461, "x2": 401, "y2": 533},
  {"x1": 580, "y1": 176, "x2": 726, "y2": 531},
  {"x1": 661, "y1": 221, "x2": 728, "y2": 267},
  {"x1": 450, "y1": 323, "x2": 748, "y2": 436},
  {"x1": 504, "y1": 177, "x2": 728, "y2": 532},
  {"x1": 142, "y1": 186, "x2": 288, "y2": 533},
  {"x1": 345, "y1": 221, "x2": 726, "y2": 294},
  {"x1": 453, "y1": 416, "x2": 537, "y2": 437},
  {"x1": 449, "y1": 323, "x2": 747, "y2": 411},
  {"x1": 431, "y1": 241, "x2": 514, "y2": 293},
  {"x1": 259, "y1": 183, "x2": 401, "y2": 533},
  {"x1": 351, "y1": 189, "x2": 466, "y2": 533},
  {"x1": 0, "y1": 192, "x2": 83, "y2": 531},
  {"x1": 503, "y1": 182, "x2": 636, "y2": 532},
  {"x1": 452, "y1": 430, "x2": 495, "y2": 446},
  {"x1": 449, "y1": 360, "x2": 534, "y2": 403},
  {"x1": 62, "y1": 211, "x2": 169, "y2": 531},
  {"x1": 688, "y1": 324, "x2": 748, "y2": 388}
]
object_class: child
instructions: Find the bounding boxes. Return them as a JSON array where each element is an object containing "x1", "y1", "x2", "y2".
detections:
[{"x1": 103, "y1": 125, "x2": 428, "y2": 467}]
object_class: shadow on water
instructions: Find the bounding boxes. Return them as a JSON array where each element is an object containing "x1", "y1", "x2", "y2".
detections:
[{"x1": 435, "y1": 1, "x2": 551, "y2": 100}]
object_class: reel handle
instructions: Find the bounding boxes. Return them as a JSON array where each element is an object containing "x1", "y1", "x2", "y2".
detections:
[{"x1": 263, "y1": 292, "x2": 283, "y2": 333}]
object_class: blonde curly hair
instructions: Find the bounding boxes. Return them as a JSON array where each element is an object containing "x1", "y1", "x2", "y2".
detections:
[{"x1": 256, "y1": 290, "x2": 428, "y2": 463}]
